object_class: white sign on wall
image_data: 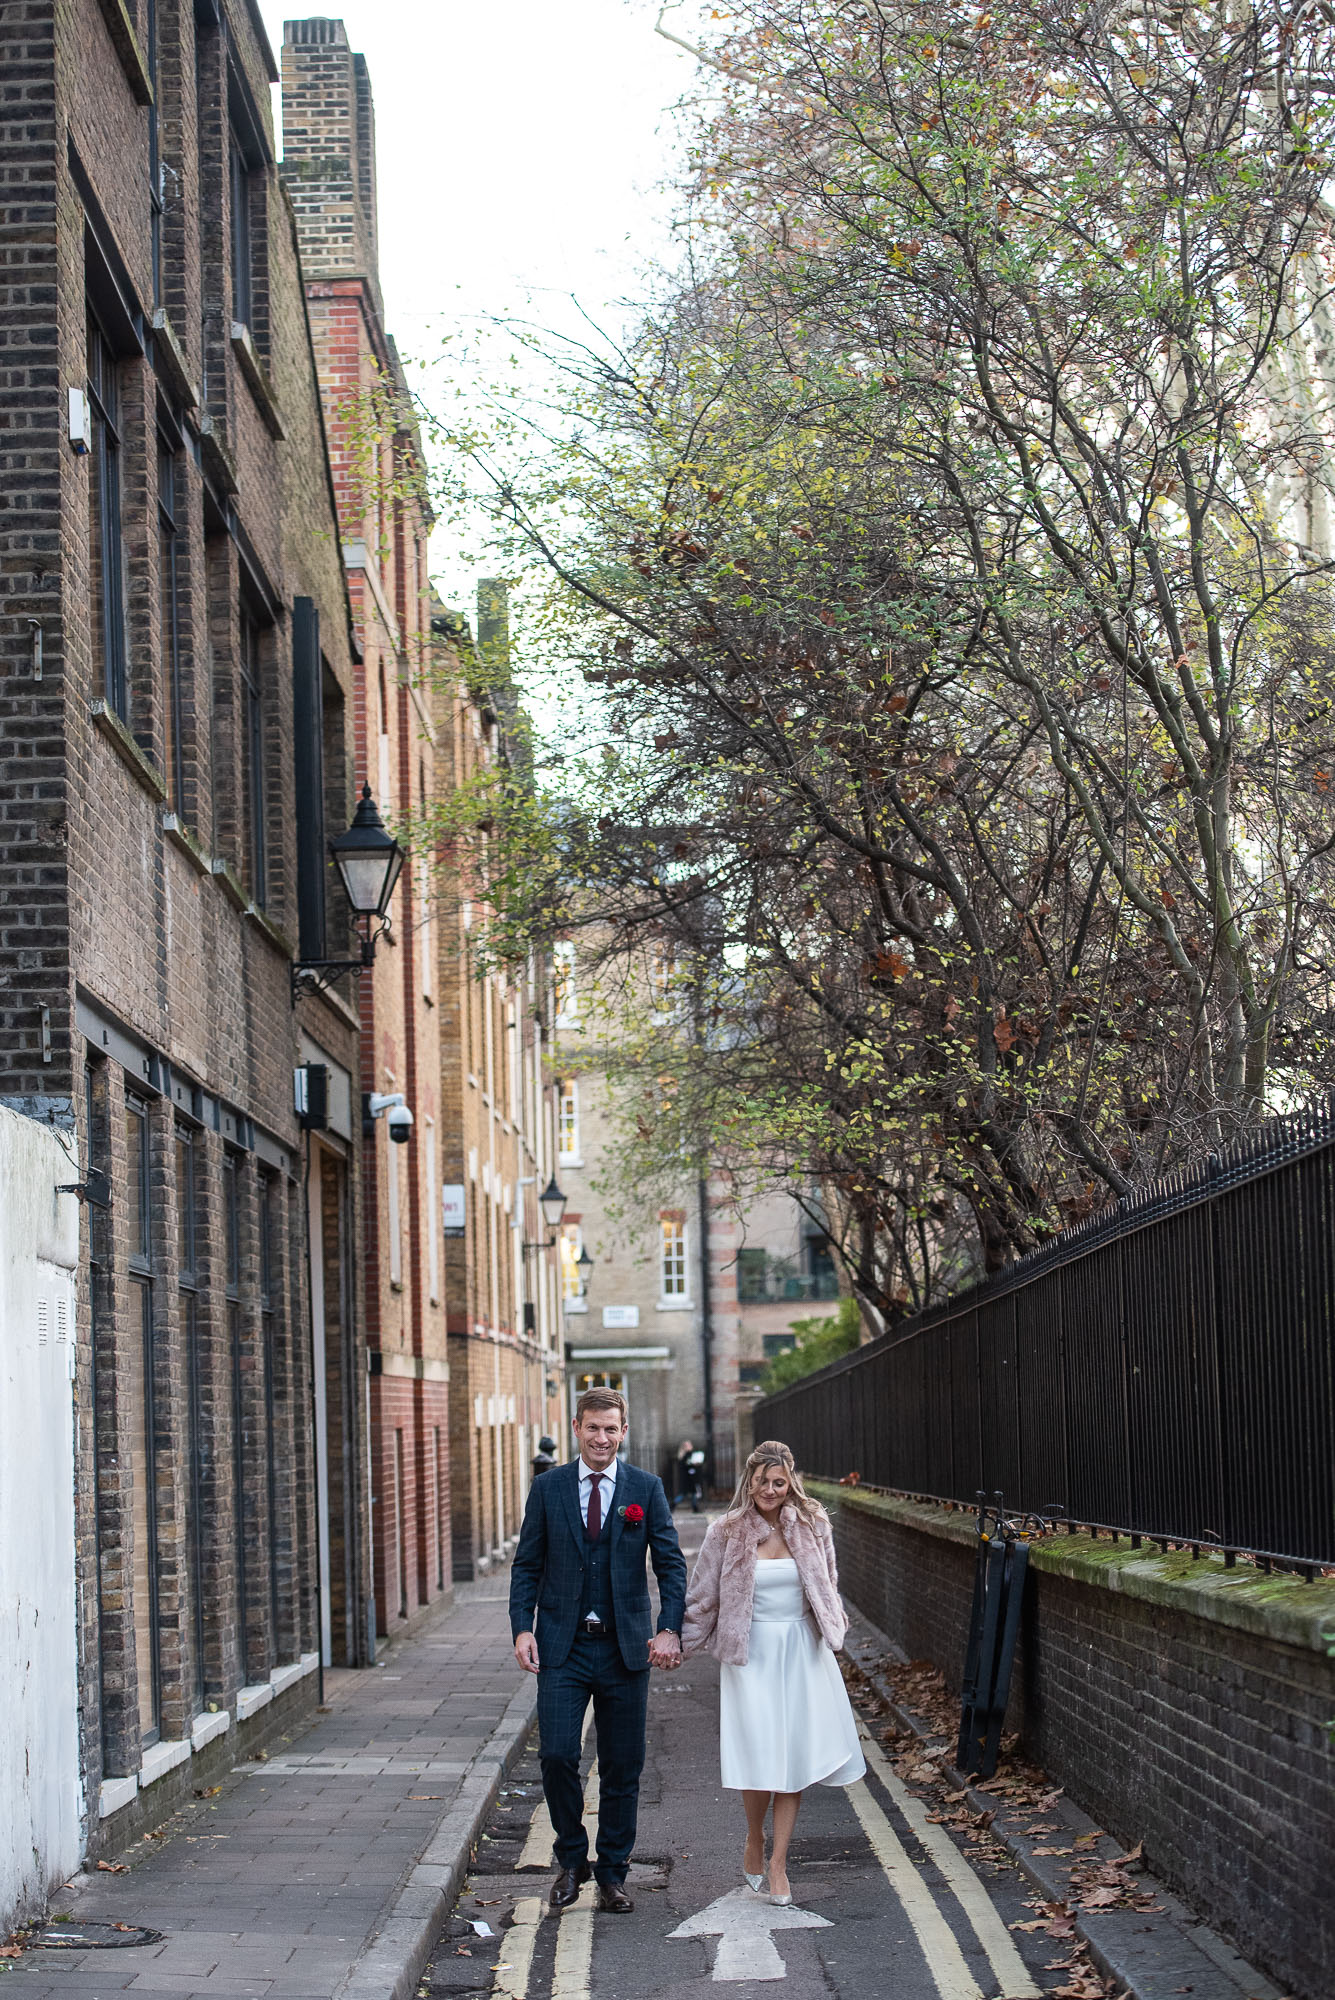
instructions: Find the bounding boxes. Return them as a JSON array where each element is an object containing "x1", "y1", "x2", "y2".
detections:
[
  {"x1": 441, "y1": 1184, "x2": 466, "y2": 1237},
  {"x1": 602, "y1": 1305, "x2": 640, "y2": 1329}
]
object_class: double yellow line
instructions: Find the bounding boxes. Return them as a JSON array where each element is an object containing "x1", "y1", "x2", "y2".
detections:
[
  {"x1": 494, "y1": 1719, "x2": 1037, "y2": 2000},
  {"x1": 848, "y1": 1727, "x2": 1041, "y2": 2000}
]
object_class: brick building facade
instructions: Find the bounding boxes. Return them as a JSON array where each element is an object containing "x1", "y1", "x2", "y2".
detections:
[
  {"x1": 0, "y1": 0, "x2": 372, "y2": 1866},
  {"x1": 432, "y1": 590, "x2": 564, "y2": 1579},
  {"x1": 552, "y1": 949, "x2": 843, "y2": 1495},
  {"x1": 280, "y1": 20, "x2": 449, "y2": 1638}
]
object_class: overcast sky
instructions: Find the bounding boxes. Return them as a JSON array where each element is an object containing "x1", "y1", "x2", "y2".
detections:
[{"x1": 256, "y1": 0, "x2": 709, "y2": 610}]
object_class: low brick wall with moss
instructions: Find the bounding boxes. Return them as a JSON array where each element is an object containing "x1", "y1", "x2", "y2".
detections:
[{"x1": 812, "y1": 1481, "x2": 1335, "y2": 2000}]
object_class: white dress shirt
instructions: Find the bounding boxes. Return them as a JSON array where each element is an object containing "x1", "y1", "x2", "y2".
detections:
[{"x1": 577, "y1": 1457, "x2": 617, "y2": 1529}]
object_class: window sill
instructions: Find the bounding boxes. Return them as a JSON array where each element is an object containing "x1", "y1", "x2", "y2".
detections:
[
  {"x1": 90, "y1": 700, "x2": 167, "y2": 802},
  {"x1": 198, "y1": 413, "x2": 239, "y2": 496},
  {"x1": 210, "y1": 857, "x2": 249, "y2": 912},
  {"x1": 564, "y1": 1299, "x2": 589, "y2": 1315},
  {"x1": 230, "y1": 323, "x2": 286, "y2": 440},
  {"x1": 94, "y1": 0, "x2": 152, "y2": 103},
  {"x1": 558, "y1": 1154, "x2": 584, "y2": 1170},
  {"x1": 162, "y1": 810, "x2": 211, "y2": 876},
  {"x1": 657, "y1": 1298, "x2": 693, "y2": 1312},
  {"x1": 244, "y1": 901, "x2": 295, "y2": 958},
  {"x1": 150, "y1": 308, "x2": 199, "y2": 410}
]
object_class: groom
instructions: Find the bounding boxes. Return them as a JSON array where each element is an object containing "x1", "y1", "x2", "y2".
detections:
[{"x1": 510, "y1": 1387, "x2": 687, "y2": 1913}]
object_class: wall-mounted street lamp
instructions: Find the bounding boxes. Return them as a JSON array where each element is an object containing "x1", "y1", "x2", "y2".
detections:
[
  {"x1": 523, "y1": 1176, "x2": 569, "y2": 1256},
  {"x1": 539, "y1": 1176, "x2": 568, "y2": 1233},
  {"x1": 292, "y1": 785, "x2": 405, "y2": 999}
]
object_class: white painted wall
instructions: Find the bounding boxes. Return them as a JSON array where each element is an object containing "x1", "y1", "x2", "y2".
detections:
[{"x1": 0, "y1": 1104, "x2": 82, "y2": 1925}]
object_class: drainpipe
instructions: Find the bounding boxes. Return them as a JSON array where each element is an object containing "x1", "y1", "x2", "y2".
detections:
[{"x1": 697, "y1": 1173, "x2": 715, "y2": 1491}]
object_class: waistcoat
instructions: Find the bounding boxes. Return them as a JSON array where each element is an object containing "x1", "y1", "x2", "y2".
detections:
[{"x1": 579, "y1": 1511, "x2": 616, "y2": 1631}]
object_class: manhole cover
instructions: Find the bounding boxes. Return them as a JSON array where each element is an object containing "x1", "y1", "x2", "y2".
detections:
[{"x1": 36, "y1": 1921, "x2": 164, "y2": 1950}]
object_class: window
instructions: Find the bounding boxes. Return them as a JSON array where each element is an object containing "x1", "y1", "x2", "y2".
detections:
[
  {"x1": 239, "y1": 607, "x2": 266, "y2": 902},
  {"x1": 557, "y1": 1078, "x2": 580, "y2": 1162},
  {"x1": 258, "y1": 1173, "x2": 281, "y2": 1658},
  {"x1": 176, "y1": 1123, "x2": 206, "y2": 1709},
  {"x1": 553, "y1": 942, "x2": 577, "y2": 1025},
  {"x1": 393, "y1": 1429, "x2": 408, "y2": 1619},
  {"x1": 660, "y1": 1214, "x2": 689, "y2": 1302},
  {"x1": 387, "y1": 1135, "x2": 403, "y2": 1288},
  {"x1": 650, "y1": 946, "x2": 675, "y2": 1012},
  {"x1": 146, "y1": 0, "x2": 162, "y2": 301},
  {"x1": 229, "y1": 125, "x2": 254, "y2": 329},
  {"x1": 88, "y1": 315, "x2": 128, "y2": 717},
  {"x1": 737, "y1": 1247, "x2": 767, "y2": 1303},
  {"x1": 126, "y1": 1095, "x2": 160, "y2": 1743},
  {"x1": 158, "y1": 420, "x2": 186, "y2": 809},
  {"x1": 223, "y1": 1152, "x2": 250, "y2": 1686},
  {"x1": 292, "y1": 599, "x2": 326, "y2": 958},
  {"x1": 425, "y1": 1119, "x2": 439, "y2": 1304},
  {"x1": 434, "y1": 1427, "x2": 445, "y2": 1590},
  {"x1": 419, "y1": 760, "x2": 433, "y2": 1000},
  {"x1": 559, "y1": 1223, "x2": 585, "y2": 1309},
  {"x1": 377, "y1": 665, "x2": 392, "y2": 807},
  {"x1": 86, "y1": 1063, "x2": 113, "y2": 1763}
]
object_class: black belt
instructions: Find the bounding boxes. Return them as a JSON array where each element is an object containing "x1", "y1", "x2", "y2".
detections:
[{"x1": 578, "y1": 1615, "x2": 614, "y2": 1637}]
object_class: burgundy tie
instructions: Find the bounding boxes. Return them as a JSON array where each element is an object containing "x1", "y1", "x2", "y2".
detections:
[{"x1": 586, "y1": 1474, "x2": 602, "y2": 1541}]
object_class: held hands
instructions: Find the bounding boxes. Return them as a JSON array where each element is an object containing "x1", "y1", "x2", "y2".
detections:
[
  {"x1": 514, "y1": 1632, "x2": 540, "y2": 1674},
  {"x1": 648, "y1": 1631, "x2": 682, "y2": 1671}
]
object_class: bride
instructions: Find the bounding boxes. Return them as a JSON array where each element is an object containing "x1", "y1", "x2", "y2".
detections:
[{"x1": 680, "y1": 1440, "x2": 865, "y2": 1903}]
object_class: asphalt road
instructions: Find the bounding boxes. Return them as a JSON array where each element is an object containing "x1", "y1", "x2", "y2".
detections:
[{"x1": 422, "y1": 1519, "x2": 1073, "y2": 2000}]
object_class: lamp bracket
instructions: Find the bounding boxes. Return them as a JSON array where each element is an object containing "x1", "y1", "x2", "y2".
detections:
[
  {"x1": 290, "y1": 914, "x2": 392, "y2": 1003},
  {"x1": 57, "y1": 1167, "x2": 111, "y2": 1208}
]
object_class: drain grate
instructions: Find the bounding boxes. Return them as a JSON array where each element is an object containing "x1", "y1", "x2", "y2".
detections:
[{"x1": 36, "y1": 1921, "x2": 164, "y2": 1950}]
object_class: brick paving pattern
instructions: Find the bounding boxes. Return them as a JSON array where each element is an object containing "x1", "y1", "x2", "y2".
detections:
[{"x1": 13, "y1": 1583, "x2": 528, "y2": 1999}]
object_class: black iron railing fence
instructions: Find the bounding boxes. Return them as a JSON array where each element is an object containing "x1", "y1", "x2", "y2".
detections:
[{"x1": 755, "y1": 1102, "x2": 1335, "y2": 1571}]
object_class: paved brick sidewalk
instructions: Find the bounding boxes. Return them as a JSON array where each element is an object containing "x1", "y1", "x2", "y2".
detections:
[{"x1": 11, "y1": 1579, "x2": 534, "y2": 2000}]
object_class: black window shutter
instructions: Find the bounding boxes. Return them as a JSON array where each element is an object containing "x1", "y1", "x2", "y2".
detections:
[{"x1": 292, "y1": 597, "x2": 326, "y2": 960}]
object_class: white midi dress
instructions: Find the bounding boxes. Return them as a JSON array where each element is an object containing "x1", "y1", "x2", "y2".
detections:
[{"x1": 718, "y1": 1558, "x2": 867, "y2": 1792}]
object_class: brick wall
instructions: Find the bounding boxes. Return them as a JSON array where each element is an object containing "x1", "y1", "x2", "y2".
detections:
[
  {"x1": 822, "y1": 1486, "x2": 1335, "y2": 2000},
  {"x1": 280, "y1": 19, "x2": 452, "y2": 1637},
  {"x1": 0, "y1": 0, "x2": 371, "y2": 1872}
]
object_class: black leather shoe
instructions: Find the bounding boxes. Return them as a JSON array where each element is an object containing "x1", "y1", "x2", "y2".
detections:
[
  {"x1": 597, "y1": 1881, "x2": 634, "y2": 1914},
  {"x1": 548, "y1": 1861, "x2": 591, "y2": 1910}
]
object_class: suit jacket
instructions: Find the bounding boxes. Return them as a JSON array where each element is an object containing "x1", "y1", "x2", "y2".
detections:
[{"x1": 509, "y1": 1459, "x2": 687, "y2": 1673}]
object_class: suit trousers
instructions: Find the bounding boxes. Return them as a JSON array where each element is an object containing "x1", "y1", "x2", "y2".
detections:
[{"x1": 537, "y1": 1634, "x2": 649, "y2": 1884}]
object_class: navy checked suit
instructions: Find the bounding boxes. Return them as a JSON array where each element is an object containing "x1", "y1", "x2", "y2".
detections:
[{"x1": 509, "y1": 1459, "x2": 686, "y2": 1884}]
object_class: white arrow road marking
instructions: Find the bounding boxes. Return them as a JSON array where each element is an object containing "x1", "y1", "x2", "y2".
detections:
[
  {"x1": 858, "y1": 1726, "x2": 1041, "y2": 1999},
  {"x1": 668, "y1": 1887, "x2": 832, "y2": 1982},
  {"x1": 848, "y1": 1779, "x2": 983, "y2": 2000}
]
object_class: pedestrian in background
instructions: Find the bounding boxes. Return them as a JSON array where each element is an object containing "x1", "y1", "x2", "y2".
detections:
[
  {"x1": 509, "y1": 1389, "x2": 687, "y2": 1914},
  {"x1": 680, "y1": 1438, "x2": 864, "y2": 1905},
  {"x1": 531, "y1": 1435, "x2": 558, "y2": 1479},
  {"x1": 671, "y1": 1438, "x2": 705, "y2": 1512}
]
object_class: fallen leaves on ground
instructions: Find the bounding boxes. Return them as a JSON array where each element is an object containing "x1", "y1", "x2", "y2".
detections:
[
  {"x1": 95, "y1": 1860, "x2": 127, "y2": 1873},
  {"x1": 843, "y1": 1651, "x2": 1131, "y2": 2000}
]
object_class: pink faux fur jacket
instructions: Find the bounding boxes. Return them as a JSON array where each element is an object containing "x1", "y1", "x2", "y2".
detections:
[{"x1": 680, "y1": 1503, "x2": 848, "y2": 1665}]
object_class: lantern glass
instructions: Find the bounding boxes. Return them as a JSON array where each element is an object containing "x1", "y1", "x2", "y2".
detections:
[
  {"x1": 330, "y1": 785, "x2": 405, "y2": 917},
  {"x1": 539, "y1": 1176, "x2": 568, "y2": 1230}
]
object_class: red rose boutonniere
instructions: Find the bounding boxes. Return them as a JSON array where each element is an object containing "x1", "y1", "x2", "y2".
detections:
[{"x1": 619, "y1": 1503, "x2": 645, "y2": 1526}]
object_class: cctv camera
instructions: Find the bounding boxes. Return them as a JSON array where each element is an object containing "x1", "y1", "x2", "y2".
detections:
[{"x1": 365, "y1": 1090, "x2": 414, "y2": 1142}]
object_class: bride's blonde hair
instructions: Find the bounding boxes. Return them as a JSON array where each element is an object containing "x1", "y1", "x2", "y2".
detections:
[{"x1": 725, "y1": 1439, "x2": 824, "y2": 1530}]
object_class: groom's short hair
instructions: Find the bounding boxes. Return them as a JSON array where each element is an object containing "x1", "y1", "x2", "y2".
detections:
[{"x1": 575, "y1": 1387, "x2": 628, "y2": 1424}]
